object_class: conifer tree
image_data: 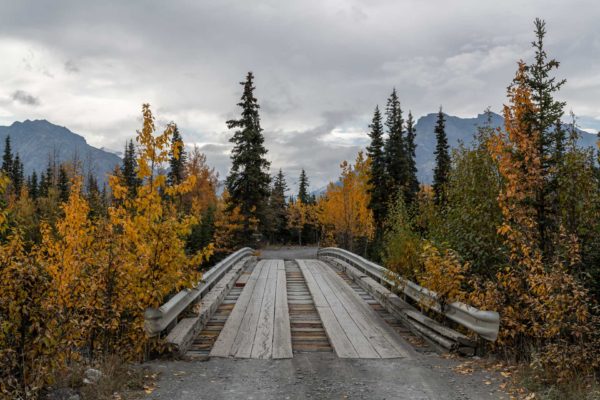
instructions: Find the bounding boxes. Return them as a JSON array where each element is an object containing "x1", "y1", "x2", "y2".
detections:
[
  {"x1": 167, "y1": 125, "x2": 187, "y2": 186},
  {"x1": 432, "y1": 107, "x2": 450, "y2": 205},
  {"x1": 225, "y1": 72, "x2": 271, "y2": 242},
  {"x1": 523, "y1": 18, "x2": 566, "y2": 259},
  {"x1": 121, "y1": 139, "x2": 140, "y2": 198},
  {"x1": 2, "y1": 135, "x2": 13, "y2": 174},
  {"x1": 29, "y1": 171, "x2": 38, "y2": 200},
  {"x1": 270, "y1": 169, "x2": 288, "y2": 242},
  {"x1": 58, "y1": 165, "x2": 70, "y2": 202},
  {"x1": 384, "y1": 88, "x2": 408, "y2": 201},
  {"x1": 298, "y1": 169, "x2": 310, "y2": 204},
  {"x1": 366, "y1": 106, "x2": 387, "y2": 234},
  {"x1": 11, "y1": 153, "x2": 24, "y2": 194},
  {"x1": 405, "y1": 111, "x2": 419, "y2": 205}
]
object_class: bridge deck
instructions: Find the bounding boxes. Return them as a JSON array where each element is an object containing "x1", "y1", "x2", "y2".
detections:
[
  {"x1": 298, "y1": 259, "x2": 410, "y2": 359},
  {"x1": 210, "y1": 259, "x2": 293, "y2": 359}
]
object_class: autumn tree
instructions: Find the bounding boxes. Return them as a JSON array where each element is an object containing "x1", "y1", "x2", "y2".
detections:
[
  {"x1": 318, "y1": 152, "x2": 373, "y2": 253},
  {"x1": 225, "y1": 72, "x2": 271, "y2": 244},
  {"x1": 108, "y1": 104, "x2": 211, "y2": 355},
  {"x1": 432, "y1": 107, "x2": 450, "y2": 205}
]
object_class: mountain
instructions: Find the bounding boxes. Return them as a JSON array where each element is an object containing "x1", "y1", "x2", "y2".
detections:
[
  {"x1": 413, "y1": 112, "x2": 598, "y2": 183},
  {"x1": 0, "y1": 119, "x2": 121, "y2": 182}
]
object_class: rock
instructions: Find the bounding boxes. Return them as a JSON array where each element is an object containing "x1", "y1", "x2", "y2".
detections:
[
  {"x1": 83, "y1": 368, "x2": 103, "y2": 384},
  {"x1": 46, "y1": 388, "x2": 80, "y2": 400}
]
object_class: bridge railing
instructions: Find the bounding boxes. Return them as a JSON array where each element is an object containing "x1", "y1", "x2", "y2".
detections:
[
  {"x1": 144, "y1": 247, "x2": 254, "y2": 337},
  {"x1": 317, "y1": 247, "x2": 499, "y2": 341}
]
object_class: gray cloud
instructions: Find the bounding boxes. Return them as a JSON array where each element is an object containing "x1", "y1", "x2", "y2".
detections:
[
  {"x1": 0, "y1": 0, "x2": 598, "y2": 188},
  {"x1": 11, "y1": 90, "x2": 40, "y2": 106}
]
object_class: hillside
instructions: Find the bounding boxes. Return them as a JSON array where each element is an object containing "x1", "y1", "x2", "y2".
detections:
[{"x1": 0, "y1": 120, "x2": 121, "y2": 182}]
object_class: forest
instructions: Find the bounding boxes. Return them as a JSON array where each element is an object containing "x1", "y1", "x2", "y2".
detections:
[{"x1": 1, "y1": 18, "x2": 599, "y2": 399}]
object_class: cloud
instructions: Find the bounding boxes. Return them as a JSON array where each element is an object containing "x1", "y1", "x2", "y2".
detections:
[
  {"x1": 0, "y1": 1, "x2": 598, "y2": 188},
  {"x1": 11, "y1": 90, "x2": 40, "y2": 106}
]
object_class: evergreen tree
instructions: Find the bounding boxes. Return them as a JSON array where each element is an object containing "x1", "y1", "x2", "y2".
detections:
[
  {"x1": 405, "y1": 111, "x2": 419, "y2": 205},
  {"x1": 58, "y1": 165, "x2": 70, "y2": 202},
  {"x1": 28, "y1": 171, "x2": 38, "y2": 200},
  {"x1": 384, "y1": 88, "x2": 408, "y2": 201},
  {"x1": 225, "y1": 72, "x2": 271, "y2": 242},
  {"x1": 2, "y1": 135, "x2": 13, "y2": 174},
  {"x1": 167, "y1": 125, "x2": 187, "y2": 186},
  {"x1": 270, "y1": 169, "x2": 288, "y2": 242},
  {"x1": 298, "y1": 169, "x2": 310, "y2": 204},
  {"x1": 11, "y1": 153, "x2": 24, "y2": 194},
  {"x1": 86, "y1": 173, "x2": 103, "y2": 218},
  {"x1": 366, "y1": 106, "x2": 387, "y2": 234},
  {"x1": 523, "y1": 18, "x2": 566, "y2": 260},
  {"x1": 121, "y1": 139, "x2": 140, "y2": 198},
  {"x1": 39, "y1": 172, "x2": 48, "y2": 197},
  {"x1": 432, "y1": 107, "x2": 450, "y2": 205}
]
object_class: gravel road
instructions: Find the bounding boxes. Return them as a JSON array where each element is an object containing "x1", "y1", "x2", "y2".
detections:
[{"x1": 144, "y1": 246, "x2": 509, "y2": 400}]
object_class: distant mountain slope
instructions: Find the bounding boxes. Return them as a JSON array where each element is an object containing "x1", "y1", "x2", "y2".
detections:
[
  {"x1": 0, "y1": 120, "x2": 121, "y2": 182},
  {"x1": 414, "y1": 112, "x2": 598, "y2": 183}
]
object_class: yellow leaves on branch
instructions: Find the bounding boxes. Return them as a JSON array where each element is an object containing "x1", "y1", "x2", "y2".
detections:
[
  {"x1": 317, "y1": 151, "x2": 374, "y2": 251},
  {"x1": 419, "y1": 241, "x2": 469, "y2": 306}
]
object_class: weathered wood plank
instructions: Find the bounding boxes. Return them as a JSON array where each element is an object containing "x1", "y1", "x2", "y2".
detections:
[
  {"x1": 315, "y1": 260, "x2": 409, "y2": 358},
  {"x1": 305, "y1": 261, "x2": 380, "y2": 358},
  {"x1": 251, "y1": 261, "x2": 277, "y2": 359},
  {"x1": 272, "y1": 260, "x2": 293, "y2": 359},
  {"x1": 297, "y1": 260, "x2": 358, "y2": 358},
  {"x1": 231, "y1": 260, "x2": 270, "y2": 358},
  {"x1": 209, "y1": 261, "x2": 264, "y2": 357}
]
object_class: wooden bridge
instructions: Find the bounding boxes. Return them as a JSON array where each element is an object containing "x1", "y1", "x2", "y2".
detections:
[{"x1": 145, "y1": 247, "x2": 499, "y2": 361}]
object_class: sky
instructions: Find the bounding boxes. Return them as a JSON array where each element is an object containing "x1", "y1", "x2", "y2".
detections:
[{"x1": 0, "y1": 0, "x2": 599, "y2": 190}]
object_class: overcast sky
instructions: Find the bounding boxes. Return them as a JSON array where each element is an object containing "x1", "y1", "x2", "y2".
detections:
[{"x1": 0, "y1": 0, "x2": 598, "y2": 190}]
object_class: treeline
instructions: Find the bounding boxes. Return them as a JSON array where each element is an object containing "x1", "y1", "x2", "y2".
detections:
[
  {"x1": 0, "y1": 106, "x2": 219, "y2": 398},
  {"x1": 368, "y1": 19, "x2": 600, "y2": 385}
]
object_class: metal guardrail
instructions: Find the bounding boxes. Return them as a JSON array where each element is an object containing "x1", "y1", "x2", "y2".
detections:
[
  {"x1": 144, "y1": 247, "x2": 254, "y2": 336},
  {"x1": 318, "y1": 247, "x2": 500, "y2": 341}
]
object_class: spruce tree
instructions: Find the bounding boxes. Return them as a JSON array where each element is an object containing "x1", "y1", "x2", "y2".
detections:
[
  {"x1": 298, "y1": 169, "x2": 310, "y2": 204},
  {"x1": 405, "y1": 111, "x2": 419, "y2": 205},
  {"x1": 167, "y1": 125, "x2": 187, "y2": 186},
  {"x1": 29, "y1": 171, "x2": 38, "y2": 199},
  {"x1": 523, "y1": 18, "x2": 566, "y2": 259},
  {"x1": 2, "y1": 136, "x2": 12, "y2": 174},
  {"x1": 366, "y1": 106, "x2": 387, "y2": 234},
  {"x1": 432, "y1": 107, "x2": 450, "y2": 206},
  {"x1": 225, "y1": 72, "x2": 271, "y2": 242},
  {"x1": 121, "y1": 139, "x2": 140, "y2": 198},
  {"x1": 270, "y1": 169, "x2": 288, "y2": 242},
  {"x1": 11, "y1": 153, "x2": 24, "y2": 194},
  {"x1": 384, "y1": 88, "x2": 408, "y2": 201},
  {"x1": 58, "y1": 165, "x2": 69, "y2": 202}
]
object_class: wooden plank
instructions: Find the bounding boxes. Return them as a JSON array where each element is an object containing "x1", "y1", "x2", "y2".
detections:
[
  {"x1": 297, "y1": 260, "x2": 358, "y2": 358},
  {"x1": 272, "y1": 260, "x2": 293, "y2": 359},
  {"x1": 251, "y1": 261, "x2": 278, "y2": 359},
  {"x1": 210, "y1": 260, "x2": 263, "y2": 357},
  {"x1": 315, "y1": 260, "x2": 408, "y2": 358},
  {"x1": 305, "y1": 261, "x2": 380, "y2": 359},
  {"x1": 230, "y1": 260, "x2": 271, "y2": 358}
]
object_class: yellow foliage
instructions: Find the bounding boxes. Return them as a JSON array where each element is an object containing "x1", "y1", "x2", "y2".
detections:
[
  {"x1": 317, "y1": 151, "x2": 374, "y2": 251},
  {"x1": 419, "y1": 241, "x2": 469, "y2": 306}
]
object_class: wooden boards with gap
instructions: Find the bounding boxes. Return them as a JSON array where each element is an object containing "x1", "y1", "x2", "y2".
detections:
[
  {"x1": 297, "y1": 259, "x2": 409, "y2": 359},
  {"x1": 210, "y1": 259, "x2": 292, "y2": 359}
]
